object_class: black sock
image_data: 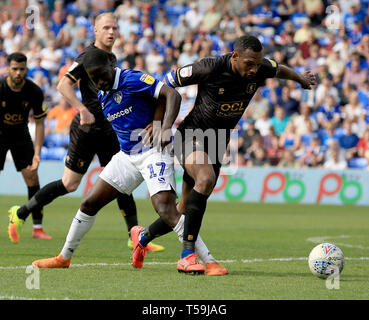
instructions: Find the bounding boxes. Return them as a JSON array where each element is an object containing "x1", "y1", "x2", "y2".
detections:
[
  {"x1": 27, "y1": 185, "x2": 43, "y2": 225},
  {"x1": 140, "y1": 218, "x2": 173, "y2": 246},
  {"x1": 116, "y1": 193, "x2": 138, "y2": 237},
  {"x1": 18, "y1": 180, "x2": 68, "y2": 221},
  {"x1": 183, "y1": 189, "x2": 209, "y2": 251}
]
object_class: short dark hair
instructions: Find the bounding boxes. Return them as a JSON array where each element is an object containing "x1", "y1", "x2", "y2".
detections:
[
  {"x1": 83, "y1": 48, "x2": 111, "y2": 70},
  {"x1": 7, "y1": 52, "x2": 27, "y2": 65},
  {"x1": 234, "y1": 35, "x2": 263, "y2": 53}
]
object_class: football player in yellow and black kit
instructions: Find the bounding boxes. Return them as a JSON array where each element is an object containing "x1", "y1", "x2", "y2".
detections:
[
  {"x1": 1, "y1": 52, "x2": 49, "y2": 240},
  {"x1": 163, "y1": 35, "x2": 317, "y2": 273}
]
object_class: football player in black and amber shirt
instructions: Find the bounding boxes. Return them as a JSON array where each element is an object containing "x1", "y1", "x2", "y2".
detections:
[
  {"x1": 7, "y1": 13, "x2": 165, "y2": 251},
  {"x1": 164, "y1": 35, "x2": 317, "y2": 273},
  {"x1": 1, "y1": 52, "x2": 50, "y2": 240}
]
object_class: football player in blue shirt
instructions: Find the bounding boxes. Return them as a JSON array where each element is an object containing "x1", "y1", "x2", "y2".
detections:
[{"x1": 31, "y1": 48, "x2": 225, "y2": 275}]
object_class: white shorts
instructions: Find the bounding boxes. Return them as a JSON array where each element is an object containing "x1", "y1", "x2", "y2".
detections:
[{"x1": 99, "y1": 148, "x2": 176, "y2": 197}]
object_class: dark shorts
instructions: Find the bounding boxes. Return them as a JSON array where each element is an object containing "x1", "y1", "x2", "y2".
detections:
[
  {"x1": 0, "y1": 132, "x2": 34, "y2": 171},
  {"x1": 173, "y1": 129, "x2": 224, "y2": 188},
  {"x1": 65, "y1": 115, "x2": 120, "y2": 174}
]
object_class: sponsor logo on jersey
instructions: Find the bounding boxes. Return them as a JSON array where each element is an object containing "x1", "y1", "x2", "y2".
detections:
[
  {"x1": 106, "y1": 106, "x2": 133, "y2": 122},
  {"x1": 3, "y1": 113, "x2": 24, "y2": 124},
  {"x1": 179, "y1": 66, "x2": 192, "y2": 78},
  {"x1": 113, "y1": 92, "x2": 123, "y2": 104},
  {"x1": 216, "y1": 101, "x2": 247, "y2": 117},
  {"x1": 140, "y1": 74, "x2": 155, "y2": 85},
  {"x1": 246, "y1": 83, "x2": 257, "y2": 94}
]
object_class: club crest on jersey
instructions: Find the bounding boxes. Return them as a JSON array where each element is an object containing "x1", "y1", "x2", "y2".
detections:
[
  {"x1": 246, "y1": 83, "x2": 257, "y2": 94},
  {"x1": 218, "y1": 88, "x2": 224, "y2": 95},
  {"x1": 113, "y1": 92, "x2": 123, "y2": 104},
  {"x1": 179, "y1": 66, "x2": 192, "y2": 78},
  {"x1": 140, "y1": 74, "x2": 155, "y2": 85}
]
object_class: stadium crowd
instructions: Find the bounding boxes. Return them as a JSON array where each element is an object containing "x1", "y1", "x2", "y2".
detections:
[{"x1": 1, "y1": 0, "x2": 369, "y2": 169}]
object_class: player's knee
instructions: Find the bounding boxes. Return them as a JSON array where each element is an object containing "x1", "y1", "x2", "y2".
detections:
[
  {"x1": 80, "y1": 197, "x2": 98, "y2": 216},
  {"x1": 155, "y1": 202, "x2": 177, "y2": 227},
  {"x1": 63, "y1": 181, "x2": 80, "y2": 193},
  {"x1": 194, "y1": 173, "x2": 216, "y2": 195}
]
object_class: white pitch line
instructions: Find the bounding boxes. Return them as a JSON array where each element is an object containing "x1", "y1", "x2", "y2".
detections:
[{"x1": 0, "y1": 257, "x2": 368, "y2": 271}]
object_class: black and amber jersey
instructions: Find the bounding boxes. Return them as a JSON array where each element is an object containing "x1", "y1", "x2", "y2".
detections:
[
  {"x1": 165, "y1": 53, "x2": 278, "y2": 132},
  {"x1": 65, "y1": 43, "x2": 117, "y2": 122},
  {"x1": 0, "y1": 78, "x2": 45, "y2": 138}
]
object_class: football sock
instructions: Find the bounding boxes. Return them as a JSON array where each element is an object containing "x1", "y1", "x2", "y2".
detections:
[
  {"x1": 173, "y1": 214, "x2": 216, "y2": 263},
  {"x1": 138, "y1": 218, "x2": 172, "y2": 246},
  {"x1": 116, "y1": 193, "x2": 138, "y2": 236},
  {"x1": 182, "y1": 189, "x2": 209, "y2": 252},
  {"x1": 18, "y1": 180, "x2": 68, "y2": 221},
  {"x1": 27, "y1": 185, "x2": 43, "y2": 226},
  {"x1": 60, "y1": 210, "x2": 96, "y2": 259}
]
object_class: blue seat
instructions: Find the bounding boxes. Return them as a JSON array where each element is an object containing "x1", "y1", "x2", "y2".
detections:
[{"x1": 348, "y1": 157, "x2": 368, "y2": 169}]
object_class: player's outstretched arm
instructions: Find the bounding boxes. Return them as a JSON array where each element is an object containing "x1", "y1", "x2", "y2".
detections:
[
  {"x1": 57, "y1": 76, "x2": 95, "y2": 126},
  {"x1": 275, "y1": 64, "x2": 317, "y2": 90}
]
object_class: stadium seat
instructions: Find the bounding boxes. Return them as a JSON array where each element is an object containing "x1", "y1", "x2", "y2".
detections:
[{"x1": 348, "y1": 157, "x2": 368, "y2": 169}]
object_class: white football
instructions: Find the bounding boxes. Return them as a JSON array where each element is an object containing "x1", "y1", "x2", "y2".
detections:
[{"x1": 308, "y1": 243, "x2": 345, "y2": 279}]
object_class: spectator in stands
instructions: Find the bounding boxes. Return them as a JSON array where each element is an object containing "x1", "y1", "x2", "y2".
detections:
[
  {"x1": 39, "y1": 39, "x2": 63, "y2": 74},
  {"x1": 255, "y1": 109, "x2": 272, "y2": 137},
  {"x1": 0, "y1": 52, "x2": 7, "y2": 78},
  {"x1": 185, "y1": 2, "x2": 203, "y2": 32},
  {"x1": 324, "y1": 149, "x2": 347, "y2": 170},
  {"x1": 324, "y1": 139, "x2": 346, "y2": 163},
  {"x1": 266, "y1": 134, "x2": 284, "y2": 166},
  {"x1": 356, "y1": 34, "x2": 369, "y2": 63},
  {"x1": 271, "y1": 105, "x2": 290, "y2": 136},
  {"x1": 115, "y1": 0, "x2": 139, "y2": 22},
  {"x1": 320, "y1": 120, "x2": 339, "y2": 149},
  {"x1": 316, "y1": 95, "x2": 342, "y2": 129},
  {"x1": 357, "y1": 129, "x2": 369, "y2": 158},
  {"x1": 326, "y1": 48, "x2": 346, "y2": 80},
  {"x1": 28, "y1": 57, "x2": 50, "y2": 82},
  {"x1": 343, "y1": 91, "x2": 364, "y2": 123},
  {"x1": 277, "y1": 86, "x2": 300, "y2": 117},
  {"x1": 200, "y1": 2, "x2": 221, "y2": 34},
  {"x1": 342, "y1": 56, "x2": 368, "y2": 96},
  {"x1": 246, "y1": 135, "x2": 269, "y2": 167},
  {"x1": 339, "y1": 120, "x2": 359, "y2": 160},
  {"x1": 137, "y1": 28, "x2": 156, "y2": 56},
  {"x1": 44, "y1": 97, "x2": 76, "y2": 148},
  {"x1": 278, "y1": 149, "x2": 300, "y2": 168},
  {"x1": 239, "y1": 119, "x2": 261, "y2": 155},
  {"x1": 145, "y1": 47, "x2": 164, "y2": 75},
  {"x1": 279, "y1": 121, "x2": 301, "y2": 151},
  {"x1": 249, "y1": 1, "x2": 281, "y2": 37},
  {"x1": 247, "y1": 89, "x2": 270, "y2": 120},
  {"x1": 293, "y1": 103, "x2": 318, "y2": 135},
  {"x1": 177, "y1": 43, "x2": 198, "y2": 67},
  {"x1": 315, "y1": 77, "x2": 339, "y2": 109},
  {"x1": 300, "y1": 135, "x2": 325, "y2": 168},
  {"x1": 294, "y1": 19, "x2": 315, "y2": 44}
]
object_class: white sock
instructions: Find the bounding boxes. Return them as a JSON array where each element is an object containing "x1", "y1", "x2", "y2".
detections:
[
  {"x1": 173, "y1": 214, "x2": 216, "y2": 264},
  {"x1": 60, "y1": 210, "x2": 96, "y2": 259}
]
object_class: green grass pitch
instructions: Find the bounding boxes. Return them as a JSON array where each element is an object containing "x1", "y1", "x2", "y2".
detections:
[{"x1": 1, "y1": 195, "x2": 368, "y2": 300}]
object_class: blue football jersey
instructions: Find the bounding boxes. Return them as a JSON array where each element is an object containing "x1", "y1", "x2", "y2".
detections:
[{"x1": 98, "y1": 68, "x2": 164, "y2": 154}]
